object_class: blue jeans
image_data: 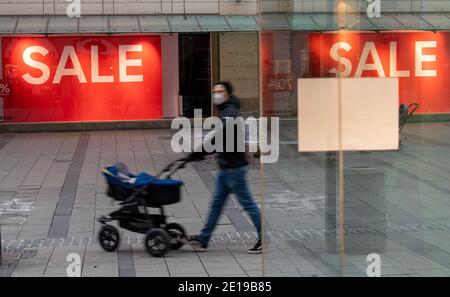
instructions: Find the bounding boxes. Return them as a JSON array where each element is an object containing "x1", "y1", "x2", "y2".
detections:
[{"x1": 198, "y1": 166, "x2": 261, "y2": 246}]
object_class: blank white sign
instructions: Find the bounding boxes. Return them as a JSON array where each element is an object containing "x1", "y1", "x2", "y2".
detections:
[{"x1": 298, "y1": 78, "x2": 399, "y2": 152}]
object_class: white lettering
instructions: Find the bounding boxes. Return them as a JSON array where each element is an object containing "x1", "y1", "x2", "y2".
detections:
[
  {"x1": 390, "y1": 42, "x2": 410, "y2": 77},
  {"x1": 66, "y1": 0, "x2": 81, "y2": 18},
  {"x1": 91, "y1": 45, "x2": 114, "y2": 83},
  {"x1": 329, "y1": 42, "x2": 352, "y2": 77},
  {"x1": 329, "y1": 40, "x2": 438, "y2": 78},
  {"x1": 415, "y1": 41, "x2": 437, "y2": 77},
  {"x1": 22, "y1": 46, "x2": 50, "y2": 85},
  {"x1": 66, "y1": 253, "x2": 81, "y2": 277},
  {"x1": 53, "y1": 46, "x2": 87, "y2": 84},
  {"x1": 355, "y1": 42, "x2": 386, "y2": 78},
  {"x1": 21, "y1": 44, "x2": 147, "y2": 85},
  {"x1": 178, "y1": 281, "x2": 212, "y2": 295},
  {"x1": 366, "y1": 0, "x2": 381, "y2": 18},
  {"x1": 366, "y1": 253, "x2": 381, "y2": 277},
  {"x1": 170, "y1": 117, "x2": 192, "y2": 153},
  {"x1": 119, "y1": 45, "x2": 143, "y2": 82}
]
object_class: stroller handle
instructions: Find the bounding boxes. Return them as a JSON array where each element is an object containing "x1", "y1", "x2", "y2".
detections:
[{"x1": 155, "y1": 158, "x2": 189, "y2": 179}]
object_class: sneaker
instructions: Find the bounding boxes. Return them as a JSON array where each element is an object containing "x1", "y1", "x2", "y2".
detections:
[
  {"x1": 187, "y1": 235, "x2": 208, "y2": 252},
  {"x1": 248, "y1": 239, "x2": 262, "y2": 254}
]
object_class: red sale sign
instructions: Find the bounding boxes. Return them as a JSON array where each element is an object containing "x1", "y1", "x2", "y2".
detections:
[
  {"x1": 1, "y1": 36, "x2": 162, "y2": 122},
  {"x1": 309, "y1": 32, "x2": 450, "y2": 114}
]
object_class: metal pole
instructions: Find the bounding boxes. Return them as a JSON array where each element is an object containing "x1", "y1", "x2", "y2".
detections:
[
  {"x1": 337, "y1": 0, "x2": 346, "y2": 277},
  {"x1": 257, "y1": 0, "x2": 266, "y2": 278},
  {"x1": 324, "y1": 0, "x2": 339, "y2": 258},
  {"x1": 0, "y1": 37, "x2": 3, "y2": 266},
  {"x1": 0, "y1": 195, "x2": 1, "y2": 265},
  {"x1": 325, "y1": 152, "x2": 337, "y2": 252}
]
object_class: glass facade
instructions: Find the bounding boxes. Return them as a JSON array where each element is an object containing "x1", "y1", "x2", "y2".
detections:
[{"x1": 259, "y1": 7, "x2": 450, "y2": 277}]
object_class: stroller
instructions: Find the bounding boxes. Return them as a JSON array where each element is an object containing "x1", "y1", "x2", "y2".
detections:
[
  {"x1": 399, "y1": 103, "x2": 419, "y2": 144},
  {"x1": 399, "y1": 103, "x2": 419, "y2": 134},
  {"x1": 97, "y1": 158, "x2": 188, "y2": 257}
]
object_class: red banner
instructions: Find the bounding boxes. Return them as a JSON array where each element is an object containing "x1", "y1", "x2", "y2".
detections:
[
  {"x1": 1, "y1": 36, "x2": 162, "y2": 122},
  {"x1": 309, "y1": 32, "x2": 450, "y2": 114}
]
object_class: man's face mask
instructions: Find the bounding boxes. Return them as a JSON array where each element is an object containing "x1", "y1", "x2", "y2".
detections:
[{"x1": 213, "y1": 93, "x2": 226, "y2": 106}]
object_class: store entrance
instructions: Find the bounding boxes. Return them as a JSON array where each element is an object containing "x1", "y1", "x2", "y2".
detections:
[{"x1": 179, "y1": 33, "x2": 211, "y2": 118}]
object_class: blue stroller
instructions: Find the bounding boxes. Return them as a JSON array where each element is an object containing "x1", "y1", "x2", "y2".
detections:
[{"x1": 98, "y1": 158, "x2": 188, "y2": 257}]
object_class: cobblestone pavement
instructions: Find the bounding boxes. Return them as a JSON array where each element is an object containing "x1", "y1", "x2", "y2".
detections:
[{"x1": 1, "y1": 123, "x2": 450, "y2": 277}]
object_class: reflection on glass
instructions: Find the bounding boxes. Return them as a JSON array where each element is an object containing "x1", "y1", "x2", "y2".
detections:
[{"x1": 259, "y1": 2, "x2": 450, "y2": 277}]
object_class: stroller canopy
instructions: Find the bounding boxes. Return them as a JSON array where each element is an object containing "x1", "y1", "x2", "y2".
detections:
[{"x1": 102, "y1": 163, "x2": 183, "y2": 190}]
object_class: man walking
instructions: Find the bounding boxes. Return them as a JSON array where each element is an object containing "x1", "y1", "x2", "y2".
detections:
[{"x1": 186, "y1": 81, "x2": 262, "y2": 254}]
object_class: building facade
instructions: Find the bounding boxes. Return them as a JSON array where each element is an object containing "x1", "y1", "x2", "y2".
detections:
[{"x1": 0, "y1": 0, "x2": 449, "y2": 127}]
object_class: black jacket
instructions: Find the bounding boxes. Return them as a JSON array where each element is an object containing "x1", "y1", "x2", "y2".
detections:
[{"x1": 189, "y1": 95, "x2": 249, "y2": 169}]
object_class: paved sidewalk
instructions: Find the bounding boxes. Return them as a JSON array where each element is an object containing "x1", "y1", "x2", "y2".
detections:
[
  {"x1": 0, "y1": 130, "x2": 262, "y2": 277},
  {"x1": 262, "y1": 121, "x2": 450, "y2": 277}
]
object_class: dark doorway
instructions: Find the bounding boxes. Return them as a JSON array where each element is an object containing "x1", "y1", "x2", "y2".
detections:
[{"x1": 179, "y1": 33, "x2": 211, "y2": 118}]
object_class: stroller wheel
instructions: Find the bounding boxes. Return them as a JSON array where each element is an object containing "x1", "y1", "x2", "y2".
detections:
[
  {"x1": 98, "y1": 225, "x2": 120, "y2": 252},
  {"x1": 145, "y1": 228, "x2": 170, "y2": 257},
  {"x1": 165, "y1": 223, "x2": 187, "y2": 250}
]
